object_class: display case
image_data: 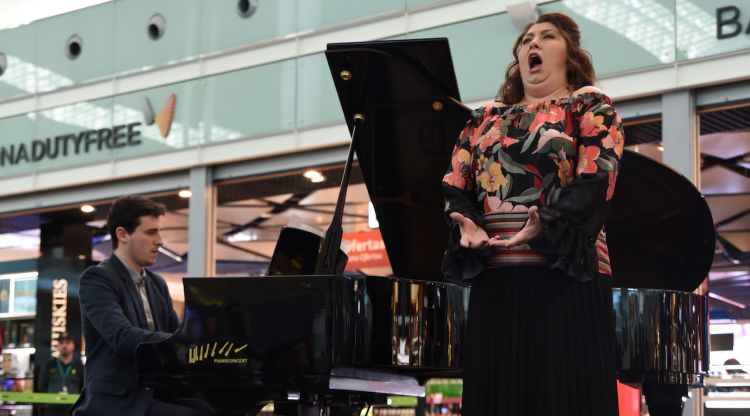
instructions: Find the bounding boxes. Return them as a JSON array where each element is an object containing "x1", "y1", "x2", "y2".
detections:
[
  {"x1": 0, "y1": 271, "x2": 38, "y2": 394},
  {"x1": 704, "y1": 368, "x2": 750, "y2": 415},
  {"x1": 425, "y1": 379, "x2": 462, "y2": 416},
  {"x1": 704, "y1": 321, "x2": 750, "y2": 415},
  {"x1": 0, "y1": 258, "x2": 87, "y2": 414}
]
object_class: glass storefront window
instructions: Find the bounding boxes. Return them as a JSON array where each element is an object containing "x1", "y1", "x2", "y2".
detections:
[
  {"x1": 13, "y1": 279, "x2": 37, "y2": 314},
  {"x1": 0, "y1": 274, "x2": 36, "y2": 315},
  {"x1": 213, "y1": 163, "x2": 386, "y2": 277},
  {"x1": 0, "y1": 279, "x2": 10, "y2": 313}
]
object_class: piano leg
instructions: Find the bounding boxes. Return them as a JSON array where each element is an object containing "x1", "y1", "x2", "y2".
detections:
[{"x1": 644, "y1": 384, "x2": 689, "y2": 416}]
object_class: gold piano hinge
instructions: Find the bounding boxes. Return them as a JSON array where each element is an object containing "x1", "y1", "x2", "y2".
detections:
[{"x1": 340, "y1": 70, "x2": 352, "y2": 81}]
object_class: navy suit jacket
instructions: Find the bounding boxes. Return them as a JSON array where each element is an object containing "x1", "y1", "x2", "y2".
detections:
[{"x1": 71, "y1": 255, "x2": 179, "y2": 416}]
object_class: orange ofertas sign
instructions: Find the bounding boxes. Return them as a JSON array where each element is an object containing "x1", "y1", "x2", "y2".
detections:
[{"x1": 343, "y1": 230, "x2": 390, "y2": 270}]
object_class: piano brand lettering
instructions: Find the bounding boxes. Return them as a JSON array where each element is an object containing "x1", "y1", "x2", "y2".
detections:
[
  {"x1": 717, "y1": 5, "x2": 750, "y2": 39},
  {"x1": 0, "y1": 122, "x2": 142, "y2": 167},
  {"x1": 188, "y1": 341, "x2": 248, "y2": 365},
  {"x1": 50, "y1": 278, "x2": 68, "y2": 357}
]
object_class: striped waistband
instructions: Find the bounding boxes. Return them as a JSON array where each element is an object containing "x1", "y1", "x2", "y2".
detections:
[
  {"x1": 484, "y1": 213, "x2": 547, "y2": 267},
  {"x1": 482, "y1": 212, "x2": 613, "y2": 276}
]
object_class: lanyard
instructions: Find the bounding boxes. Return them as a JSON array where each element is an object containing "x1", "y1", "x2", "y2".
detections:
[{"x1": 55, "y1": 358, "x2": 73, "y2": 385}]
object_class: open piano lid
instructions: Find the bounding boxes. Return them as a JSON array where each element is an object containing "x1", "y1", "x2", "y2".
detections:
[
  {"x1": 326, "y1": 39, "x2": 469, "y2": 282},
  {"x1": 325, "y1": 39, "x2": 715, "y2": 291}
]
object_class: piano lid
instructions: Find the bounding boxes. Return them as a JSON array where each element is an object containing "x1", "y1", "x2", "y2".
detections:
[
  {"x1": 325, "y1": 39, "x2": 715, "y2": 291},
  {"x1": 326, "y1": 39, "x2": 470, "y2": 282},
  {"x1": 606, "y1": 151, "x2": 715, "y2": 292}
]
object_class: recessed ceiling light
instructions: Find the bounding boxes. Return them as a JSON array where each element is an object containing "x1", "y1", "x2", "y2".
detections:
[
  {"x1": 303, "y1": 170, "x2": 326, "y2": 183},
  {"x1": 80, "y1": 205, "x2": 95, "y2": 213},
  {"x1": 178, "y1": 189, "x2": 192, "y2": 198}
]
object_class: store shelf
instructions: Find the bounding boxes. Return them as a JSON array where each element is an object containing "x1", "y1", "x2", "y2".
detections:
[
  {"x1": 705, "y1": 376, "x2": 750, "y2": 412},
  {"x1": 1, "y1": 348, "x2": 35, "y2": 354},
  {"x1": 0, "y1": 392, "x2": 79, "y2": 404},
  {"x1": 707, "y1": 377, "x2": 750, "y2": 387},
  {"x1": 388, "y1": 396, "x2": 418, "y2": 407},
  {"x1": 0, "y1": 313, "x2": 35, "y2": 321}
]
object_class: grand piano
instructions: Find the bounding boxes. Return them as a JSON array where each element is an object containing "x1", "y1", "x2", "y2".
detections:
[{"x1": 136, "y1": 39, "x2": 713, "y2": 416}]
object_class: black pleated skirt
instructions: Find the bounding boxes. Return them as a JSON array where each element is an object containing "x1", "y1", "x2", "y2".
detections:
[{"x1": 461, "y1": 266, "x2": 618, "y2": 416}]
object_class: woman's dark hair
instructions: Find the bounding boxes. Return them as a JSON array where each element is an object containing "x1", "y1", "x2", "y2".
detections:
[
  {"x1": 107, "y1": 196, "x2": 166, "y2": 249},
  {"x1": 497, "y1": 12, "x2": 595, "y2": 104}
]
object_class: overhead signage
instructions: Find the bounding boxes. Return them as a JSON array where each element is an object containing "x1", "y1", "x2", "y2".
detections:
[
  {"x1": 0, "y1": 122, "x2": 143, "y2": 167},
  {"x1": 343, "y1": 230, "x2": 390, "y2": 271},
  {"x1": 50, "y1": 278, "x2": 68, "y2": 358},
  {"x1": 717, "y1": 5, "x2": 750, "y2": 39},
  {"x1": 0, "y1": 93, "x2": 176, "y2": 168}
]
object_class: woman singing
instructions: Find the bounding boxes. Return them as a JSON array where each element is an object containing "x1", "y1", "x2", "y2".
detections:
[{"x1": 442, "y1": 12, "x2": 624, "y2": 415}]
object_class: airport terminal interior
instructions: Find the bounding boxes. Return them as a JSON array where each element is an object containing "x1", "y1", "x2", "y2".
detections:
[{"x1": 0, "y1": 0, "x2": 749, "y2": 415}]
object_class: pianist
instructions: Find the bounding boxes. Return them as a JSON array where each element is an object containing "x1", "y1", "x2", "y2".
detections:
[
  {"x1": 442, "y1": 12, "x2": 623, "y2": 416},
  {"x1": 71, "y1": 196, "x2": 212, "y2": 416}
]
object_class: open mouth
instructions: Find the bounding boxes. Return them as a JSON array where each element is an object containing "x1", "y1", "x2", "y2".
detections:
[{"x1": 528, "y1": 53, "x2": 542, "y2": 70}]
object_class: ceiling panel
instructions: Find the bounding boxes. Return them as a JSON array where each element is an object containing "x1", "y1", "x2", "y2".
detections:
[
  {"x1": 624, "y1": 143, "x2": 663, "y2": 162},
  {"x1": 702, "y1": 166, "x2": 750, "y2": 196},
  {"x1": 217, "y1": 204, "x2": 273, "y2": 226},
  {"x1": 623, "y1": 118, "x2": 661, "y2": 145},
  {"x1": 701, "y1": 105, "x2": 750, "y2": 134},
  {"x1": 707, "y1": 195, "x2": 750, "y2": 232},
  {"x1": 701, "y1": 131, "x2": 750, "y2": 160},
  {"x1": 299, "y1": 183, "x2": 371, "y2": 205}
]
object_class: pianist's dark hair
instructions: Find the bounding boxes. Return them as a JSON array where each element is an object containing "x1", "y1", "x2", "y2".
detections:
[
  {"x1": 496, "y1": 12, "x2": 595, "y2": 104},
  {"x1": 107, "y1": 195, "x2": 166, "y2": 249}
]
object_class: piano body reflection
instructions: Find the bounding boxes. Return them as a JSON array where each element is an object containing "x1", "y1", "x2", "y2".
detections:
[{"x1": 136, "y1": 39, "x2": 713, "y2": 416}]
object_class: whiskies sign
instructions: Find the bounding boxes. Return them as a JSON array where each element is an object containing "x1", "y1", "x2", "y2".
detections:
[
  {"x1": 34, "y1": 258, "x2": 90, "y2": 372},
  {"x1": 50, "y1": 278, "x2": 68, "y2": 357}
]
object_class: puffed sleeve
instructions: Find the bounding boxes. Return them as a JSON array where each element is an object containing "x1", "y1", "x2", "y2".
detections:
[
  {"x1": 441, "y1": 106, "x2": 492, "y2": 283},
  {"x1": 529, "y1": 93, "x2": 624, "y2": 281}
]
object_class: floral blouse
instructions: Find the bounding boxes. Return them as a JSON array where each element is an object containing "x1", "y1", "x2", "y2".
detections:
[{"x1": 442, "y1": 91, "x2": 624, "y2": 282}]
